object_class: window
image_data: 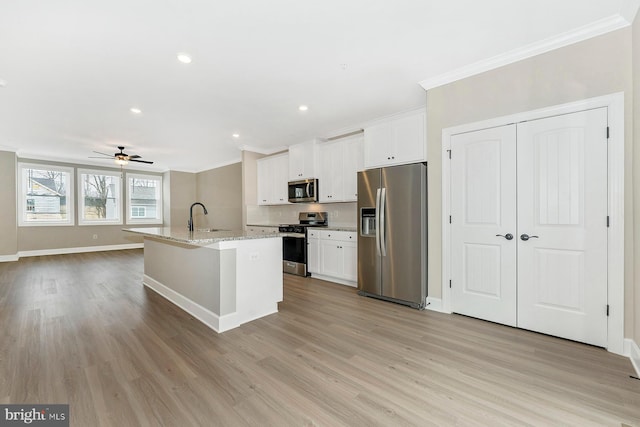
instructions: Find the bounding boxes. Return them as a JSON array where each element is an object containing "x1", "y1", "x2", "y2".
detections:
[
  {"x1": 126, "y1": 173, "x2": 163, "y2": 224},
  {"x1": 78, "y1": 169, "x2": 122, "y2": 225},
  {"x1": 131, "y1": 206, "x2": 146, "y2": 217},
  {"x1": 18, "y1": 163, "x2": 74, "y2": 226}
]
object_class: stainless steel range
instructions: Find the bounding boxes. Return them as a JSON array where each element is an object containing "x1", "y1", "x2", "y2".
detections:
[{"x1": 278, "y1": 212, "x2": 327, "y2": 276}]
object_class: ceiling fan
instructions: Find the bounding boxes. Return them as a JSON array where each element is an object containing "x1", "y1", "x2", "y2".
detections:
[{"x1": 90, "y1": 146, "x2": 154, "y2": 165}]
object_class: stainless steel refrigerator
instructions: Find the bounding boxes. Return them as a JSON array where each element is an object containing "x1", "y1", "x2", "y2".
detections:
[{"x1": 357, "y1": 163, "x2": 427, "y2": 309}]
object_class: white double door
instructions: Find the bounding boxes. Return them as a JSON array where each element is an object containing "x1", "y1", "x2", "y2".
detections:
[{"x1": 450, "y1": 108, "x2": 608, "y2": 347}]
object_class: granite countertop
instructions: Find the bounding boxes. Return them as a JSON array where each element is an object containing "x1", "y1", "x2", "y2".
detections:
[
  {"x1": 324, "y1": 226, "x2": 357, "y2": 232},
  {"x1": 245, "y1": 224, "x2": 357, "y2": 232},
  {"x1": 124, "y1": 227, "x2": 283, "y2": 246}
]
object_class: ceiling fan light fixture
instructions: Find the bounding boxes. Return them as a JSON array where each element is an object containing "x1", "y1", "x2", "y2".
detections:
[{"x1": 115, "y1": 158, "x2": 128, "y2": 166}]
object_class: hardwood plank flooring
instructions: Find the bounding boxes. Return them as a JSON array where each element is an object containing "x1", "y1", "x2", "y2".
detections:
[{"x1": 0, "y1": 249, "x2": 638, "y2": 426}]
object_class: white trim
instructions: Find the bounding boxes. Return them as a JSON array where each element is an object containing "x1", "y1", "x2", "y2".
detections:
[
  {"x1": 425, "y1": 297, "x2": 444, "y2": 313},
  {"x1": 240, "y1": 145, "x2": 288, "y2": 155},
  {"x1": 0, "y1": 254, "x2": 19, "y2": 262},
  {"x1": 18, "y1": 243, "x2": 143, "y2": 258},
  {"x1": 77, "y1": 168, "x2": 123, "y2": 226},
  {"x1": 192, "y1": 157, "x2": 242, "y2": 174},
  {"x1": 143, "y1": 274, "x2": 239, "y2": 333},
  {"x1": 419, "y1": 15, "x2": 632, "y2": 91},
  {"x1": 624, "y1": 338, "x2": 640, "y2": 377},
  {"x1": 441, "y1": 93, "x2": 625, "y2": 355},
  {"x1": 309, "y1": 273, "x2": 357, "y2": 288},
  {"x1": 18, "y1": 162, "x2": 75, "y2": 227},
  {"x1": 125, "y1": 172, "x2": 163, "y2": 225},
  {"x1": 620, "y1": 0, "x2": 640, "y2": 23}
]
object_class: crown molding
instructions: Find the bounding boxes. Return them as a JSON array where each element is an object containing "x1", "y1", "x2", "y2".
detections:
[
  {"x1": 620, "y1": 0, "x2": 640, "y2": 23},
  {"x1": 239, "y1": 144, "x2": 288, "y2": 155},
  {"x1": 419, "y1": 13, "x2": 633, "y2": 91}
]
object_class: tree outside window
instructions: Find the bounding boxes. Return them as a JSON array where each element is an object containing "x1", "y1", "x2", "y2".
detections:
[{"x1": 78, "y1": 170, "x2": 121, "y2": 224}]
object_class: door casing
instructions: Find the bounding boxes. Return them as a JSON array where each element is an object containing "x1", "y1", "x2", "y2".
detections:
[{"x1": 438, "y1": 93, "x2": 625, "y2": 355}]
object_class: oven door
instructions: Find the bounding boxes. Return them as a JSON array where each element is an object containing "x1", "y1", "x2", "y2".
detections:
[{"x1": 282, "y1": 233, "x2": 307, "y2": 276}]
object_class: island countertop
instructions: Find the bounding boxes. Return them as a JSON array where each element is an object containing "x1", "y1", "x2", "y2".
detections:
[{"x1": 124, "y1": 227, "x2": 283, "y2": 246}]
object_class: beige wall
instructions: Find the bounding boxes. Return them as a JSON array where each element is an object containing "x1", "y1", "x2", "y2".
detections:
[
  {"x1": 195, "y1": 162, "x2": 243, "y2": 231},
  {"x1": 0, "y1": 151, "x2": 17, "y2": 256},
  {"x1": 426, "y1": 28, "x2": 635, "y2": 338},
  {"x1": 16, "y1": 158, "x2": 168, "y2": 251},
  {"x1": 165, "y1": 170, "x2": 197, "y2": 229},
  {"x1": 241, "y1": 150, "x2": 265, "y2": 227},
  {"x1": 633, "y1": 17, "x2": 640, "y2": 344}
]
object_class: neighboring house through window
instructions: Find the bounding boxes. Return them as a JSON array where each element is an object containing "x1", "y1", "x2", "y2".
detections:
[
  {"x1": 127, "y1": 173, "x2": 163, "y2": 224},
  {"x1": 18, "y1": 163, "x2": 74, "y2": 226}
]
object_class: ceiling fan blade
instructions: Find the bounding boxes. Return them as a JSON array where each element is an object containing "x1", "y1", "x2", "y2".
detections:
[
  {"x1": 93, "y1": 151, "x2": 114, "y2": 157},
  {"x1": 88, "y1": 156, "x2": 112, "y2": 159},
  {"x1": 129, "y1": 159, "x2": 154, "y2": 164},
  {"x1": 129, "y1": 155, "x2": 141, "y2": 159}
]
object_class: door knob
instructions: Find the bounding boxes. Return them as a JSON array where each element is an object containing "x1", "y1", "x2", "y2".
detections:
[
  {"x1": 520, "y1": 234, "x2": 539, "y2": 241},
  {"x1": 496, "y1": 233, "x2": 513, "y2": 240}
]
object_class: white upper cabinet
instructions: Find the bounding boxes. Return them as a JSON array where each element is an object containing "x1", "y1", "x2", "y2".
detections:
[
  {"x1": 288, "y1": 140, "x2": 318, "y2": 180},
  {"x1": 318, "y1": 134, "x2": 363, "y2": 203},
  {"x1": 364, "y1": 109, "x2": 426, "y2": 169},
  {"x1": 342, "y1": 135, "x2": 364, "y2": 201},
  {"x1": 257, "y1": 153, "x2": 289, "y2": 205}
]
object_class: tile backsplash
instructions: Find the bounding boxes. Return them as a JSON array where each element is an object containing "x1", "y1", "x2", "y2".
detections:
[{"x1": 247, "y1": 202, "x2": 356, "y2": 227}]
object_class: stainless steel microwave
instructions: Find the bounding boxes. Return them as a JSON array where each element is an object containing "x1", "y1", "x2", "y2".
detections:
[{"x1": 288, "y1": 178, "x2": 318, "y2": 203}]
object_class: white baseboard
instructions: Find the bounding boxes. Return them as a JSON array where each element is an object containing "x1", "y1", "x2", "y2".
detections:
[
  {"x1": 18, "y1": 243, "x2": 144, "y2": 258},
  {"x1": 624, "y1": 338, "x2": 640, "y2": 377},
  {"x1": 308, "y1": 273, "x2": 357, "y2": 288},
  {"x1": 0, "y1": 254, "x2": 19, "y2": 262},
  {"x1": 143, "y1": 274, "x2": 237, "y2": 333},
  {"x1": 426, "y1": 297, "x2": 447, "y2": 313}
]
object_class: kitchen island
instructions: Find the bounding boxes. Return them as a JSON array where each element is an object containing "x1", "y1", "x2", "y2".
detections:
[{"x1": 124, "y1": 227, "x2": 283, "y2": 333}]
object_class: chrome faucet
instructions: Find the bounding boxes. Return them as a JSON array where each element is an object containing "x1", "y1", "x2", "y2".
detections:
[{"x1": 188, "y1": 202, "x2": 208, "y2": 232}]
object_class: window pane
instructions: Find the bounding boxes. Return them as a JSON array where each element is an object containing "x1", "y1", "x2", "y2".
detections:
[
  {"x1": 80, "y1": 173, "x2": 121, "y2": 222},
  {"x1": 22, "y1": 167, "x2": 71, "y2": 223},
  {"x1": 128, "y1": 176, "x2": 161, "y2": 222}
]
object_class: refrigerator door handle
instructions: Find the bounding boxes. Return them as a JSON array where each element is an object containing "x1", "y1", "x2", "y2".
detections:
[
  {"x1": 375, "y1": 188, "x2": 381, "y2": 256},
  {"x1": 380, "y1": 187, "x2": 387, "y2": 256}
]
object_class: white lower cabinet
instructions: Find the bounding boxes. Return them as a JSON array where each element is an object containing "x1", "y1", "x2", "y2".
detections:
[
  {"x1": 307, "y1": 234, "x2": 320, "y2": 274},
  {"x1": 308, "y1": 229, "x2": 357, "y2": 286}
]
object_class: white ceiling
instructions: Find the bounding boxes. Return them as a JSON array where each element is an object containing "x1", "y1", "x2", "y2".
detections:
[{"x1": 0, "y1": 0, "x2": 636, "y2": 172}]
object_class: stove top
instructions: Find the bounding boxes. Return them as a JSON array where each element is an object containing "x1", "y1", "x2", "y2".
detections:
[{"x1": 279, "y1": 211, "x2": 328, "y2": 233}]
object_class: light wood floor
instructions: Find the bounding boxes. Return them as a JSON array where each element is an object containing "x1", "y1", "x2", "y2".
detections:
[{"x1": 0, "y1": 250, "x2": 639, "y2": 426}]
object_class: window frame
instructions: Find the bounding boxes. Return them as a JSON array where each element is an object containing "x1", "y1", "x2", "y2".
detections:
[
  {"x1": 18, "y1": 162, "x2": 75, "y2": 227},
  {"x1": 125, "y1": 173, "x2": 163, "y2": 225},
  {"x1": 77, "y1": 168, "x2": 123, "y2": 226}
]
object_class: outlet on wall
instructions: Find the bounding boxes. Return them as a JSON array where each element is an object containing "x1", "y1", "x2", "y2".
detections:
[{"x1": 92, "y1": 234, "x2": 98, "y2": 240}]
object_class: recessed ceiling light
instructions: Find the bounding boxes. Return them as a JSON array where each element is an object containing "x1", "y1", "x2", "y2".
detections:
[
  {"x1": 130, "y1": 107, "x2": 142, "y2": 114},
  {"x1": 177, "y1": 53, "x2": 192, "y2": 64},
  {"x1": 232, "y1": 133, "x2": 240, "y2": 138},
  {"x1": 298, "y1": 105, "x2": 309, "y2": 112}
]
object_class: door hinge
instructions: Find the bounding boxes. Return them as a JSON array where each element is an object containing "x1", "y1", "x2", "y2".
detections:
[
  {"x1": 606, "y1": 304, "x2": 610, "y2": 316},
  {"x1": 607, "y1": 216, "x2": 610, "y2": 227},
  {"x1": 606, "y1": 126, "x2": 610, "y2": 139},
  {"x1": 449, "y1": 279, "x2": 452, "y2": 289},
  {"x1": 447, "y1": 149, "x2": 451, "y2": 159},
  {"x1": 449, "y1": 215, "x2": 452, "y2": 224}
]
